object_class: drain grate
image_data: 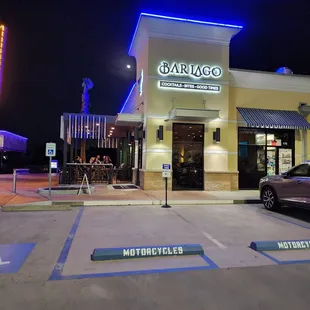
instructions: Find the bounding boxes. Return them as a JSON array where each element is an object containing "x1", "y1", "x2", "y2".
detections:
[{"x1": 112, "y1": 185, "x2": 139, "y2": 189}]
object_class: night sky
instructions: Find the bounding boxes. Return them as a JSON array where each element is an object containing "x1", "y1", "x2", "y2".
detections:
[{"x1": 1, "y1": 0, "x2": 310, "y2": 149}]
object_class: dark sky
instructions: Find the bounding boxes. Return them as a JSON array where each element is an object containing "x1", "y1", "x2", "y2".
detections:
[{"x1": 1, "y1": 0, "x2": 310, "y2": 148}]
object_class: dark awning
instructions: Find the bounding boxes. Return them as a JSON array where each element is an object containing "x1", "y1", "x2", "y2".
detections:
[{"x1": 237, "y1": 107, "x2": 310, "y2": 130}]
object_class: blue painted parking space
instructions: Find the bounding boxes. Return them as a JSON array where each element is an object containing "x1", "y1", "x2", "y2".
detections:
[
  {"x1": 250, "y1": 238, "x2": 310, "y2": 266},
  {"x1": 49, "y1": 204, "x2": 310, "y2": 282},
  {"x1": 259, "y1": 251, "x2": 310, "y2": 265},
  {"x1": 0, "y1": 243, "x2": 36, "y2": 274},
  {"x1": 49, "y1": 207, "x2": 218, "y2": 281}
]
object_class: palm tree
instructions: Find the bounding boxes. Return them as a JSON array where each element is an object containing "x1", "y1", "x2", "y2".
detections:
[{"x1": 80, "y1": 78, "x2": 93, "y2": 162}]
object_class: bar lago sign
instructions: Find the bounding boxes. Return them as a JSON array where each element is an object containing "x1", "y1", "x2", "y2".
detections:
[{"x1": 91, "y1": 244, "x2": 204, "y2": 261}]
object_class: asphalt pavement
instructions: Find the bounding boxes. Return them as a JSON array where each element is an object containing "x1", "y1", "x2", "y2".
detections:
[{"x1": 1, "y1": 203, "x2": 310, "y2": 309}]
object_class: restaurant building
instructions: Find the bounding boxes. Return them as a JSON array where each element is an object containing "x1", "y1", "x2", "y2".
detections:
[
  {"x1": 114, "y1": 12, "x2": 310, "y2": 191},
  {"x1": 0, "y1": 130, "x2": 27, "y2": 173}
]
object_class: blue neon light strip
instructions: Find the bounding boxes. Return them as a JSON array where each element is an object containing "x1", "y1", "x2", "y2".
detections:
[
  {"x1": 119, "y1": 83, "x2": 136, "y2": 114},
  {"x1": 0, "y1": 130, "x2": 28, "y2": 140},
  {"x1": 128, "y1": 12, "x2": 243, "y2": 54},
  {"x1": 142, "y1": 13, "x2": 243, "y2": 28}
]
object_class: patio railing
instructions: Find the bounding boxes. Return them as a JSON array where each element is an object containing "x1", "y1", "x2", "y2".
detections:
[{"x1": 59, "y1": 163, "x2": 132, "y2": 185}]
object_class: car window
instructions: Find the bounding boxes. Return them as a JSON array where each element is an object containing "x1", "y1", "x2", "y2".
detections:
[{"x1": 289, "y1": 164, "x2": 310, "y2": 177}]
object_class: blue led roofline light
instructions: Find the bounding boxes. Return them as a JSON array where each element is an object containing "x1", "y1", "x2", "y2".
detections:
[
  {"x1": 128, "y1": 12, "x2": 243, "y2": 54},
  {"x1": 0, "y1": 130, "x2": 28, "y2": 140},
  {"x1": 142, "y1": 13, "x2": 243, "y2": 29},
  {"x1": 119, "y1": 83, "x2": 136, "y2": 114}
]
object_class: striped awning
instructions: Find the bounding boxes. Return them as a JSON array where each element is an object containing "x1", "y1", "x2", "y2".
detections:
[{"x1": 237, "y1": 107, "x2": 310, "y2": 130}]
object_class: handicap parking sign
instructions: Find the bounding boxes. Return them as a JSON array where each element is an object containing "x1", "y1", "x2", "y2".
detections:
[
  {"x1": 0, "y1": 243, "x2": 36, "y2": 274},
  {"x1": 45, "y1": 142, "x2": 56, "y2": 157}
]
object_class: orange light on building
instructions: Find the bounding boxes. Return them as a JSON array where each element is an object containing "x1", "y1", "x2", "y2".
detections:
[{"x1": 0, "y1": 24, "x2": 8, "y2": 97}]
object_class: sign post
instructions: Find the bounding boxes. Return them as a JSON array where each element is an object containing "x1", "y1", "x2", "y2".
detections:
[
  {"x1": 45, "y1": 142, "x2": 56, "y2": 200},
  {"x1": 161, "y1": 164, "x2": 171, "y2": 208}
]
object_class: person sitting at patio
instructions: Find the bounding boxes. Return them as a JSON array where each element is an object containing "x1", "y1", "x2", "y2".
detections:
[
  {"x1": 103, "y1": 155, "x2": 112, "y2": 164},
  {"x1": 95, "y1": 155, "x2": 101, "y2": 164},
  {"x1": 102, "y1": 156, "x2": 113, "y2": 183},
  {"x1": 74, "y1": 156, "x2": 82, "y2": 163}
]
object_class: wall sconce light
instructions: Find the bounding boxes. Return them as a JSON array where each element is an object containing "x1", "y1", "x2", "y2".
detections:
[
  {"x1": 157, "y1": 125, "x2": 164, "y2": 141},
  {"x1": 213, "y1": 128, "x2": 220, "y2": 143}
]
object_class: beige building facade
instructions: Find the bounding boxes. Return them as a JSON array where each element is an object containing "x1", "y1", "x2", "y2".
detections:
[{"x1": 116, "y1": 13, "x2": 310, "y2": 191}]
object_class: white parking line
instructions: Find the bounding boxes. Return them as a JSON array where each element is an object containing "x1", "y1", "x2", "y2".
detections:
[{"x1": 202, "y1": 231, "x2": 227, "y2": 249}]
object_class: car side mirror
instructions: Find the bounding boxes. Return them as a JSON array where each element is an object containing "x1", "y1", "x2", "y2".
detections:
[{"x1": 282, "y1": 172, "x2": 289, "y2": 179}]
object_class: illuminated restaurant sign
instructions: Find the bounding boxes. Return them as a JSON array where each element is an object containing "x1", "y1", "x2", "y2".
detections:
[
  {"x1": 158, "y1": 61, "x2": 223, "y2": 79},
  {"x1": 158, "y1": 80, "x2": 221, "y2": 93},
  {"x1": 0, "y1": 25, "x2": 8, "y2": 96}
]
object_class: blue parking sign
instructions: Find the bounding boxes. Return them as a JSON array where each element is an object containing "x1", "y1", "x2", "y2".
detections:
[{"x1": 162, "y1": 164, "x2": 171, "y2": 170}]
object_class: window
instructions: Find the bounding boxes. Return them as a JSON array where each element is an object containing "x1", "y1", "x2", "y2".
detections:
[
  {"x1": 238, "y1": 128, "x2": 295, "y2": 147},
  {"x1": 289, "y1": 164, "x2": 310, "y2": 177},
  {"x1": 267, "y1": 129, "x2": 294, "y2": 147},
  {"x1": 238, "y1": 128, "x2": 265, "y2": 146}
]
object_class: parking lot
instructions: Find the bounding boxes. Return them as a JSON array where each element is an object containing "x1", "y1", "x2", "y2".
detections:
[{"x1": 2, "y1": 204, "x2": 310, "y2": 309}]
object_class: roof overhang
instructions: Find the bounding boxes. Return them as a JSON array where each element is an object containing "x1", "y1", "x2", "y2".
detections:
[
  {"x1": 0, "y1": 130, "x2": 27, "y2": 153},
  {"x1": 115, "y1": 113, "x2": 144, "y2": 126},
  {"x1": 167, "y1": 108, "x2": 220, "y2": 122},
  {"x1": 129, "y1": 13, "x2": 243, "y2": 56}
]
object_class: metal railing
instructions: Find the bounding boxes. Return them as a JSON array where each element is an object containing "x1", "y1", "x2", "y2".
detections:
[
  {"x1": 59, "y1": 163, "x2": 132, "y2": 185},
  {"x1": 12, "y1": 168, "x2": 30, "y2": 193}
]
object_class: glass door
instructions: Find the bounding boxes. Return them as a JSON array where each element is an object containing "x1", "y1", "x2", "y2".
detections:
[
  {"x1": 278, "y1": 148, "x2": 293, "y2": 174},
  {"x1": 266, "y1": 147, "x2": 276, "y2": 176},
  {"x1": 172, "y1": 123, "x2": 204, "y2": 190},
  {"x1": 266, "y1": 147, "x2": 293, "y2": 176}
]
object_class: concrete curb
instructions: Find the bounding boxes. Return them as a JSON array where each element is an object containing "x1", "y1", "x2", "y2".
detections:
[
  {"x1": 1, "y1": 198, "x2": 261, "y2": 210},
  {"x1": 91, "y1": 244, "x2": 204, "y2": 261},
  {"x1": 1, "y1": 204, "x2": 72, "y2": 212},
  {"x1": 84, "y1": 199, "x2": 260, "y2": 206},
  {"x1": 250, "y1": 240, "x2": 310, "y2": 252}
]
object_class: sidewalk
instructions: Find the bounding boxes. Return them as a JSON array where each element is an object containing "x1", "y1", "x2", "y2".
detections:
[{"x1": 0, "y1": 174, "x2": 260, "y2": 210}]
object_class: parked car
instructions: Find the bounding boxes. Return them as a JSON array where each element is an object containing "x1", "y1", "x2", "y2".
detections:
[{"x1": 259, "y1": 161, "x2": 310, "y2": 211}]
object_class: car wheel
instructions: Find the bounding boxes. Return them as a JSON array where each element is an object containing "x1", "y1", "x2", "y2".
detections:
[{"x1": 262, "y1": 187, "x2": 280, "y2": 211}]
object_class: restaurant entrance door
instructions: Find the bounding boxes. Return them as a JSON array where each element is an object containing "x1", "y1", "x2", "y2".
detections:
[{"x1": 172, "y1": 123, "x2": 204, "y2": 190}]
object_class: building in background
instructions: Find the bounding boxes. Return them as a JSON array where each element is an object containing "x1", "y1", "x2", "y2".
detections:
[
  {"x1": 0, "y1": 130, "x2": 28, "y2": 173},
  {"x1": 117, "y1": 13, "x2": 310, "y2": 191},
  {"x1": 0, "y1": 24, "x2": 8, "y2": 96}
]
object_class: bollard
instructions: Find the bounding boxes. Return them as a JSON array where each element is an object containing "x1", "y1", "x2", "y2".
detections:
[{"x1": 12, "y1": 169, "x2": 17, "y2": 193}]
